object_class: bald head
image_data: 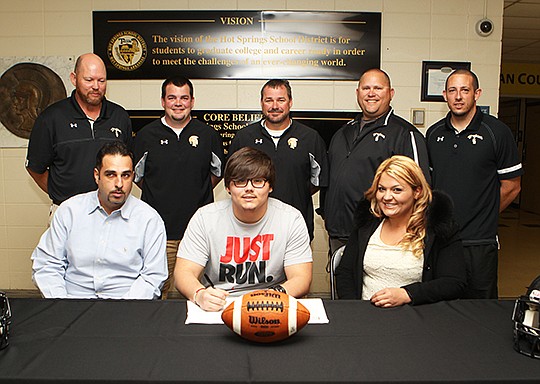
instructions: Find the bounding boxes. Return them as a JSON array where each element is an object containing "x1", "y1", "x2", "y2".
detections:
[
  {"x1": 358, "y1": 68, "x2": 392, "y2": 89},
  {"x1": 74, "y1": 53, "x2": 106, "y2": 74}
]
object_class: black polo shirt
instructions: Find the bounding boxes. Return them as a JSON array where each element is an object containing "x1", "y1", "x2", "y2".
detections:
[
  {"x1": 133, "y1": 118, "x2": 224, "y2": 240},
  {"x1": 26, "y1": 91, "x2": 132, "y2": 204},
  {"x1": 426, "y1": 107, "x2": 523, "y2": 243},
  {"x1": 228, "y1": 120, "x2": 329, "y2": 240}
]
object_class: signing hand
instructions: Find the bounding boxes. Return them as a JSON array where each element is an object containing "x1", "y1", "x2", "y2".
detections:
[
  {"x1": 370, "y1": 287, "x2": 411, "y2": 308},
  {"x1": 196, "y1": 287, "x2": 229, "y2": 312}
]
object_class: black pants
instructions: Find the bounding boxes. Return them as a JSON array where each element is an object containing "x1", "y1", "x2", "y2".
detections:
[{"x1": 462, "y1": 243, "x2": 499, "y2": 299}]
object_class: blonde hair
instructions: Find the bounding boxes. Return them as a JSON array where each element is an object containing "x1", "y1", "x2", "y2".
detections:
[{"x1": 364, "y1": 155, "x2": 432, "y2": 257}]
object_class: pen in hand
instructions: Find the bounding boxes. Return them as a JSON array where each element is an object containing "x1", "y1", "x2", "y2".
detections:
[
  {"x1": 203, "y1": 273, "x2": 228, "y2": 310},
  {"x1": 204, "y1": 273, "x2": 215, "y2": 289}
]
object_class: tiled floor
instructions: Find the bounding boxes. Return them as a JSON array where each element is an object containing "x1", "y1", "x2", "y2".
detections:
[
  {"x1": 498, "y1": 206, "x2": 540, "y2": 299},
  {"x1": 6, "y1": 206, "x2": 539, "y2": 300}
]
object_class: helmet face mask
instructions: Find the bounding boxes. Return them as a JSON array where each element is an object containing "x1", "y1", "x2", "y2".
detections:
[
  {"x1": 513, "y1": 276, "x2": 540, "y2": 359},
  {"x1": 513, "y1": 298, "x2": 540, "y2": 358},
  {"x1": 0, "y1": 291, "x2": 11, "y2": 350}
]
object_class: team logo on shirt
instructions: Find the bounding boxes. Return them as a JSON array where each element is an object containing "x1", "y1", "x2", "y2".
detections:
[
  {"x1": 69, "y1": 122, "x2": 77, "y2": 128},
  {"x1": 255, "y1": 138, "x2": 263, "y2": 145},
  {"x1": 189, "y1": 135, "x2": 199, "y2": 147},
  {"x1": 219, "y1": 235, "x2": 276, "y2": 285},
  {"x1": 110, "y1": 127, "x2": 122, "y2": 137},
  {"x1": 107, "y1": 30, "x2": 147, "y2": 71},
  {"x1": 288, "y1": 137, "x2": 298, "y2": 149},
  {"x1": 160, "y1": 139, "x2": 168, "y2": 145},
  {"x1": 373, "y1": 132, "x2": 386, "y2": 142},
  {"x1": 467, "y1": 134, "x2": 483, "y2": 145},
  {"x1": 437, "y1": 136, "x2": 445, "y2": 142}
]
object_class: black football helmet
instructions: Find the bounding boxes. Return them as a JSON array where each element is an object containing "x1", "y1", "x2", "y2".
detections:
[
  {"x1": 512, "y1": 275, "x2": 540, "y2": 358},
  {"x1": 0, "y1": 291, "x2": 11, "y2": 350}
]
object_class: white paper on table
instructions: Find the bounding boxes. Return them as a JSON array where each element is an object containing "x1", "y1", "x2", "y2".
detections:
[
  {"x1": 300, "y1": 298, "x2": 330, "y2": 323},
  {"x1": 185, "y1": 298, "x2": 235, "y2": 324},
  {"x1": 185, "y1": 298, "x2": 329, "y2": 324}
]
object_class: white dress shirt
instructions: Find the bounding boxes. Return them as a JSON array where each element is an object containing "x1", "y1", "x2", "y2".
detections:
[{"x1": 32, "y1": 191, "x2": 167, "y2": 299}]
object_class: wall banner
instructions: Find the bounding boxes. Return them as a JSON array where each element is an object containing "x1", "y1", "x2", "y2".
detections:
[
  {"x1": 93, "y1": 10, "x2": 381, "y2": 80},
  {"x1": 500, "y1": 63, "x2": 540, "y2": 97}
]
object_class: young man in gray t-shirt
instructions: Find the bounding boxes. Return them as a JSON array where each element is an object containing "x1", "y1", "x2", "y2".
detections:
[{"x1": 175, "y1": 147, "x2": 313, "y2": 312}]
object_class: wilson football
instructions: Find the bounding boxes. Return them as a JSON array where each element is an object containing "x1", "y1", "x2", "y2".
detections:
[{"x1": 221, "y1": 290, "x2": 310, "y2": 343}]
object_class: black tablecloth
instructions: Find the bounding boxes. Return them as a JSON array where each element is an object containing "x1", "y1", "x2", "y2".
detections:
[{"x1": 0, "y1": 299, "x2": 539, "y2": 383}]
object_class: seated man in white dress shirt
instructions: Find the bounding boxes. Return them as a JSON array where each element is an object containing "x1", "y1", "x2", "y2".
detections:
[{"x1": 31, "y1": 141, "x2": 168, "y2": 299}]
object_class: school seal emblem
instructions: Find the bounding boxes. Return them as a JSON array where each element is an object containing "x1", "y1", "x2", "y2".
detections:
[{"x1": 107, "y1": 30, "x2": 147, "y2": 71}]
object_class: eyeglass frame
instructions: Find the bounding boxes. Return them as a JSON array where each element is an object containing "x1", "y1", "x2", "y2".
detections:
[
  {"x1": 231, "y1": 178, "x2": 268, "y2": 189},
  {"x1": 0, "y1": 291, "x2": 11, "y2": 350}
]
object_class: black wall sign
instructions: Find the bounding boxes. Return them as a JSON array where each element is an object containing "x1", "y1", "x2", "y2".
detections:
[
  {"x1": 93, "y1": 10, "x2": 381, "y2": 80},
  {"x1": 129, "y1": 110, "x2": 357, "y2": 153}
]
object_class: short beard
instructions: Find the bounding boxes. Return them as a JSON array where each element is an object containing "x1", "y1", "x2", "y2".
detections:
[
  {"x1": 263, "y1": 110, "x2": 288, "y2": 125},
  {"x1": 78, "y1": 89, "x2": 103, "y2": 106}
]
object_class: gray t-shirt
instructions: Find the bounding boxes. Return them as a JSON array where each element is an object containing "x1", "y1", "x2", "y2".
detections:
[{"x1": 177, "y1": 198, "x2": 312, "y2": 295}]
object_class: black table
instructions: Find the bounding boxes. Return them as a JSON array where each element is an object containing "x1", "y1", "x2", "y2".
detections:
[{"x1": 0, "y1": 298, "x2": 539, "y2": 383}]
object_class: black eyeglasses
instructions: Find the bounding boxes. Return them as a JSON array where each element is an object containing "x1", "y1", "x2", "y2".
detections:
[
  {"x1": 232, "y1": 178, "x2": 267, "y2": 189},
  {"x1": 0, "y1": 292, "x2": 11, "y2": 350}
]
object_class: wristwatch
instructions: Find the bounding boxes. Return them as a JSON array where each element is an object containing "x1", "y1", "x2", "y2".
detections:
[{"x1": 270, "y1": 284, "x2": 287, "y2": 293}]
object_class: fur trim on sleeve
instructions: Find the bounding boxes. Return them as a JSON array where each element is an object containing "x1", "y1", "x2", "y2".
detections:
[
  {"x1": 426, "y1": 190, "x2": 461, "y2": 242},
  {"x1": 352, "y1": 198, "x2": 378, "y2": 230}
]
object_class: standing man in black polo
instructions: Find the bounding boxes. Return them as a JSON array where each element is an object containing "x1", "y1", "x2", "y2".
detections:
[
  {"x1": 228, "y1": 79, "x2": 328, "y2": 241},
  {"x1": 322, "y1": 68, "x2": 430, "y2": 255},
  {"x1": 426, "y1": 69, "x2": 523, "y2": 299},
  {"x1": 26, "y1": 53, "x2": 132, "y2": 213},
  {"x1": 133, "y1": 76, "x2": 224, "y2": 299}
]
